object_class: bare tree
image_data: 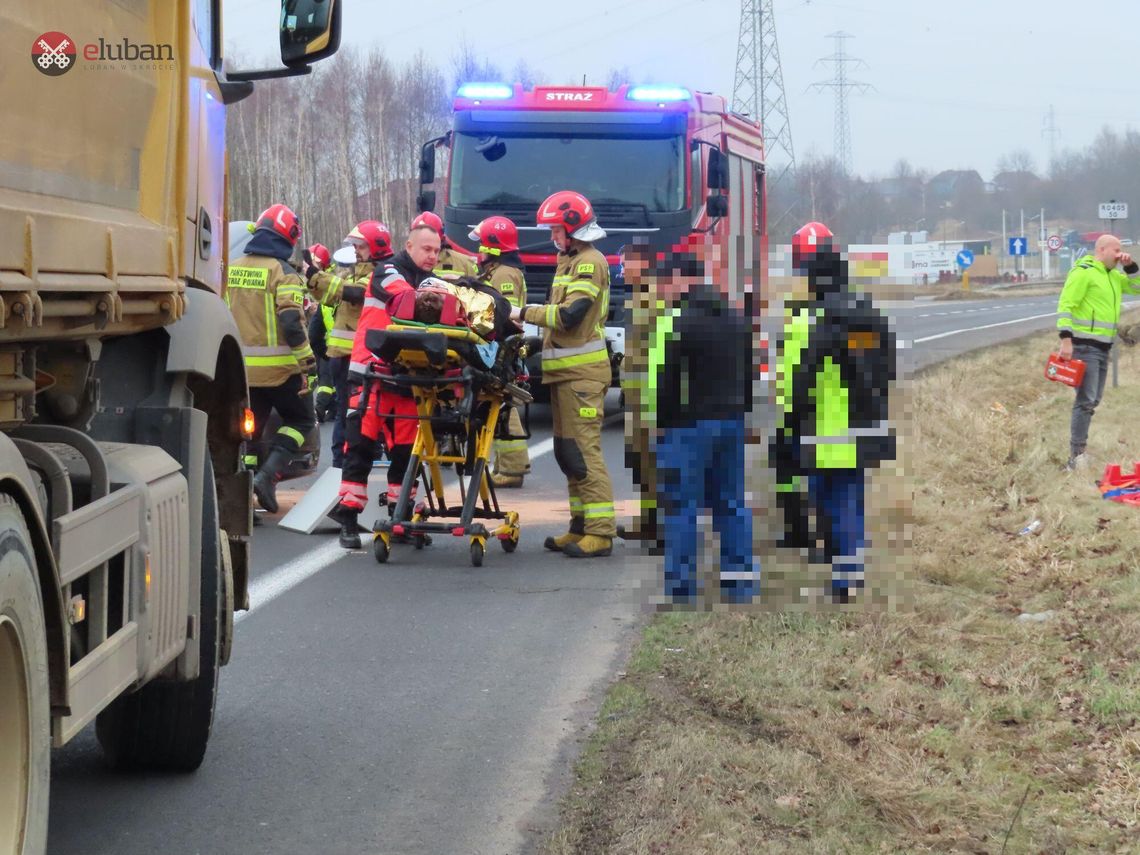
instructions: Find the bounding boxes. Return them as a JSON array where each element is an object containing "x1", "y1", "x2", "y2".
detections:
[{"x1": 995, "y1": 148, "x2": 1036, "y2": 176}]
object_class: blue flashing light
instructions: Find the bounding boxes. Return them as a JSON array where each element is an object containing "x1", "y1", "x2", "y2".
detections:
[
  {"x1": 627, "y1": 85, "x2": 691, "y2": 102},
  {"x1": 457, "y1": 82, "x2": 513, "y2": 100}
]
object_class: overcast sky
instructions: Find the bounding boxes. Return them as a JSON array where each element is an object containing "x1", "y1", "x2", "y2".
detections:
[{"x1": 225, "y1": 0, "x2": 1140, "y2": 178}]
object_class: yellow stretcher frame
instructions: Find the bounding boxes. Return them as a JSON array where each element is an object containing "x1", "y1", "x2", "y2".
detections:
[{"x1": 367, "y1": 321, "x2": 525, "y2": 567}]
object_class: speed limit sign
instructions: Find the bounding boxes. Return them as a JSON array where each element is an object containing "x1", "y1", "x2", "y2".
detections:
[{"x1": 1046, "y1": 234, "x2": 1062, "y2": 252}]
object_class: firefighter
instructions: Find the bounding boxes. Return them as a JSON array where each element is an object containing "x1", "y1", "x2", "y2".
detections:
[
  {"x1": 412, "y1": 211, "x2": 479, "y2": 281},
  {"x1": 305, "y1": 222, "x2": 390, "y2": 468},
  {"x1": 615, "y1": 237, "x2": 661, "y2": 551},
  {"x1": 328, "y1": 221, "x2": 439, "y2": 549},
  {"x1": 470, "y1": 215, "x2": 531, "y2": 488},
  {"x1": 773, "y1": 222, "x2": 897, "y2": 604},
  {"x1": 227, "y1": 203, "x2": 316, "y2": 514},
  {"x1": 513, "y1": 191, "x2": 615, "y2": 558},
  {"x1": 305, "y1": 243, "x2": 337, "y2": 422}
]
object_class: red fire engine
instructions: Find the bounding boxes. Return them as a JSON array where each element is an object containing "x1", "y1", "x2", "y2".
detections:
[{"x1": 416, "y1": 83, "x2": 766, "y2": 392}]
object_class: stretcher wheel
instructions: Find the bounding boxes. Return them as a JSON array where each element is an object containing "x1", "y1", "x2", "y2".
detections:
[
  {"x1": 500, "y1": 531, "x2": 519, "y2": 553},
  {"x1": 413, "y1": 535, "x2": 425, "y2": 550},
  {"x1": 373, "y1": 537, "x2": 390, "y2": 564},
  {"x1": 470, "y1": 540, "x2": 485, "y2": 567}
]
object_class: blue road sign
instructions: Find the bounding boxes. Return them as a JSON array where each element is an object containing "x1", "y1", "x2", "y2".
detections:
[
  {"x1": 1009, "y1": 236, "x2": 1028, "y2": 256},
  {"x1": 956, "y1": 249, "x2": 974, "y2": 268}
]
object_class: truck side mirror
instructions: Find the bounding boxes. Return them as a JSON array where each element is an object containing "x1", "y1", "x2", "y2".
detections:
[
  {"x1": 416, "y1": 191, "x2": 437, "y2": 213},
  {"x1": 280, "y1": 0, "x2": 343, "y2": 67},
  {"x1": 707, "y1": 147, "x2": 729, "y2": 191},
  {"x1": 419, "y1": 143, "x2": 436, "y2": 185},
  {"x1": 707, "y1": 194, "x2": 729, "y2": 218}
]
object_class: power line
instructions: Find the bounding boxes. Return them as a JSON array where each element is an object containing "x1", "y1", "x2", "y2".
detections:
[
  {"x1": 1042, "y1": 104, "x2": 1061, "y2": 167},
  {"x1": 732, "y1": 1, "x2": 796, "y2": 196},
  {"x1": 809, "y1": 31, "x2": 872, "y2": 175}
]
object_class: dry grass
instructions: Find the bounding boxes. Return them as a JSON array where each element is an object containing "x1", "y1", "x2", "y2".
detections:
[{"x1": 543, "y1": 328, "x2": 1140, "y2": 854}]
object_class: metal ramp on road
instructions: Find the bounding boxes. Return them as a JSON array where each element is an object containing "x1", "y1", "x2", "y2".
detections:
[{"x1": 278, "y1": 465, "x2": 388, "y2": 535}]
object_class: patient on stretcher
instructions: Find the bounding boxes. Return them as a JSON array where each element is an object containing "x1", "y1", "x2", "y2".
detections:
[
  {"x1": 397, "y1": 276, "x2": 517, "y2": 341},
  {"x1": 373, "y1": 278, "x2": 525, "y2": 378}
]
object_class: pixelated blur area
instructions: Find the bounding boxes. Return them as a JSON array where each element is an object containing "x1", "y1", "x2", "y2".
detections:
[{"x1": 621, "y1": 231, "x2": 912, "y2": 613}]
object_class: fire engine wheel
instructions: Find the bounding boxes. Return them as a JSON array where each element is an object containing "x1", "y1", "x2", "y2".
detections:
[
  {"x1": 0, "y1": 496, "x2": 50, "y2": 855},
  {"x1": 96, "y1": 456, "x2": 222, "y2": 772}
]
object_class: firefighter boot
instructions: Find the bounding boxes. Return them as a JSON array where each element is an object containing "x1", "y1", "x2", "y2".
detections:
[
  {"x1": 544, "y1": 517, "x2": 585, "y2": 552},
  {"x1": 563, "y1": 535, "x2": 613, "y2": 558},
  {"x1": 328, "y1": 503, "x2": 362, "y2": 550},
  {"x1": 491, "y1": 470, "x2": 524, "y2": 489},
  {"x1": 252, "y1": 446, "x2": 293, "y2": 514}
]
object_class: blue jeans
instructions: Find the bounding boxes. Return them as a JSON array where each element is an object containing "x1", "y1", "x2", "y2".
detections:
[
  {"x1": 655, "y1": 417, "x2": 759, "y2": 602},
  {"x1": 807, "y1": 470, "x2": 866, "y2": 593}
]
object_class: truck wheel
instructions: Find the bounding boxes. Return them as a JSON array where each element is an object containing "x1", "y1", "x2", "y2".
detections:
[
  {"x1": 0, "y1": 495, "x2": 50, "y2": 855},
  {"x1": 96, "y1": 457, "x2": 222, "y2": 771}
]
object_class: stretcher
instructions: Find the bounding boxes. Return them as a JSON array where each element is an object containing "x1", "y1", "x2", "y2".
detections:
[{"x1": 360, "y1": 290, "x2": 532, "y2": 566}]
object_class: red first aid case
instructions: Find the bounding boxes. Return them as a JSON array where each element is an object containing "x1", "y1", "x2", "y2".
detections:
[{"x1": 1044, "y1": 353, "x2": 1086, "y2": 387}]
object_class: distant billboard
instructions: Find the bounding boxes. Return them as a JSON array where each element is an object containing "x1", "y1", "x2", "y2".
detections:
[{"x1": 911, "y1": 249, "x2": 956, "y2": 275}]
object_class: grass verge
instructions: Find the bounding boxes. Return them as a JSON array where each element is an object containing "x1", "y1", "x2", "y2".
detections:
[{"x1": 543, "y1": 329, "x2": 1140, "y2": 854}]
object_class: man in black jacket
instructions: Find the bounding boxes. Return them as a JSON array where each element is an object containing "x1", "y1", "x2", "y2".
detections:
[{"x1": 648, "y1": 245, "x2": 759, "y2": 605}]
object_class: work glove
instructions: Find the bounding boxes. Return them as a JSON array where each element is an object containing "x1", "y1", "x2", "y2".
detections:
[
  {"x1": 296, "y1": 354, "x2": 317, "y2": 377},
  {"x1": 509, "y1": 304, "x2": 524, "y2": 322}
]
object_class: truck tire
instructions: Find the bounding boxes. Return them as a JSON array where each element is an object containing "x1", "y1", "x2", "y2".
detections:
[
  {"x1": 95, "y1": 457, "x2": 222, "y2": 771},
  {"x1": 0, "y1": 495, "x2": 50, "y2": 855}
]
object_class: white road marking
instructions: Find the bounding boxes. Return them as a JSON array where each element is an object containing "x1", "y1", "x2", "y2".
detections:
[{"x1": 914, "y1": 311, "x2": 1059, "y2": 344}]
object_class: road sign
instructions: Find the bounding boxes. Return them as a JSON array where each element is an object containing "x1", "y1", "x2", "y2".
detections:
[
  {"x1": 1009, "y1": 236, "x2": 1027, "y2": 256},
  {"x1": 1047, "y1": 234, "x2": 1063, "y2": 252},
  {"x1": 1099, "y1": 201, "x2": 1128, "y2": 219},
  {"x1": 956, "y1": 249, "x2": 974, "y2": 268}
]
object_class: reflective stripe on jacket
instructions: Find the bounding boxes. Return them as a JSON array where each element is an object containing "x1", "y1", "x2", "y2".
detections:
[{"x1": 1057, "y1": 254, "x2": 1140, "y2": 343}]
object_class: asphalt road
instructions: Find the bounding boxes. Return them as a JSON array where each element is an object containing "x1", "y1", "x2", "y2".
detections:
[
  {"x1": 47, "y1": 290, "x2": 1119, "y2": 855},
  {"x1": 888, "y1": 292, "x2": 1140, "y2": 372}
]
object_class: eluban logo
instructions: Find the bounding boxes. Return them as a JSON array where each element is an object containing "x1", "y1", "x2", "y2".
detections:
[
  {"x1": 32, "y1": 32, "x2": 76, "y2": 76},
  {"x1": 32, "y1": 31, "x2": 175, "y2": 75}
]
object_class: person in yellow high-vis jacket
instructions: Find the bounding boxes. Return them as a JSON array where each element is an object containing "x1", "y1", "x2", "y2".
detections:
[
  {"x1": 1056, "y1": 234, "x2": 1140, "y2": 471},
  {"x1": 615, "y1": 237, "x2": 661, "y2": 551},
  {"x1": 515, "y1": 191, "x2": 616, "y2": 558},
  {"x1": 305, "y1": 243, "x2": 336, "y2": 422},
  {"x1": 470, "y1": 215, "x2": 531, "y2": 488},
  {"x1": 305, "y1": 222, "x2": 389, "y2": 468},
  {"x1": 227, "y1": 204, "x2": 316, "y2": 514}
]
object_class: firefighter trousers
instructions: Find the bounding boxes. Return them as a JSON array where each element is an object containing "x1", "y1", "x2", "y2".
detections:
[
  {"x1": 250, "y1": 374, "x2": 314, "y2": 456},
  {"x1": 493, "y1": 406, "x2": 531, "y2": 476},
  {"x1": 550, "y1": 378, "x2": 615, "y2": 538},
  {"x1": 337, "y1": 378, "x2": 417, "y2": 513}
]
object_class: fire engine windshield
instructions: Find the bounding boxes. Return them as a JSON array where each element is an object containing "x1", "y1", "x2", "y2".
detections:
[{"x1": 449, "y1": 132, "x2": 686, "y2": 212}]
